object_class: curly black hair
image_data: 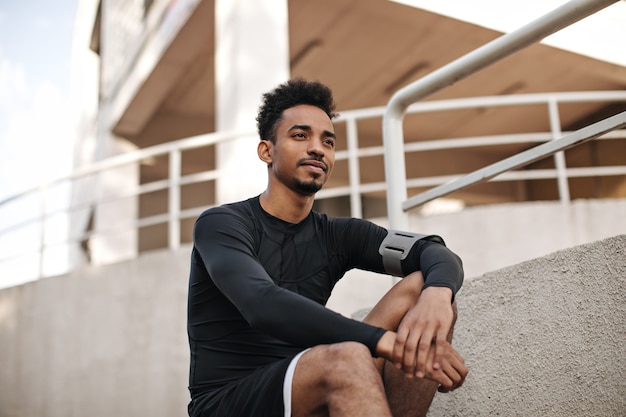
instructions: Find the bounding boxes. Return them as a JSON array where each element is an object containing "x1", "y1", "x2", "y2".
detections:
[{"x1": 256, "y1": 78, "x2": 339, "y2": 142}]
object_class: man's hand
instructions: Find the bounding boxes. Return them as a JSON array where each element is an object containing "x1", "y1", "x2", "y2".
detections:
[
  {"x1": 421, "y1": 339, "x2": 467, "y2": 392},
  {"x1": 392, "y1": 286, "x2": 455, "y2": 379},
  {"x1": 377, "y1": 329, "x2": 467, "y2": 391},
  {"x1": 372, "y1": 273, "x2": 468, "y2": 391}
]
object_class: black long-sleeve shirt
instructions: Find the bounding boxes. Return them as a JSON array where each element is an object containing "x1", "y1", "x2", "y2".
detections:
[{"x1": 187, "y1": 196, "x2": 463, "y2": 397}]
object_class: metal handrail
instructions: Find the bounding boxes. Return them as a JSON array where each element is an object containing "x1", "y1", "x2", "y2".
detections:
[
  {"x1": 404, "y1": 110, "x2": 626, "y2": 209},
  {"x1": 3, "y1": 90, "x2": 626, "y2": 238},
  {"x1": 1, "y1": 90, "x2": 625, "y2": 285},
  {"x1": 383, "y1": 0, "x2": 620, "y2": 230}
]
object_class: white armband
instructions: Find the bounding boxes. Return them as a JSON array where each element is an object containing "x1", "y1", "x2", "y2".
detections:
[{"x1": 378, "y1": 230, "x2": 428, "y2": 277}]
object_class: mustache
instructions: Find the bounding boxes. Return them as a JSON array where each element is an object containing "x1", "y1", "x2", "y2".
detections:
[{"x1": 298, "y1": 157, "x2": 328, "y2": 172}]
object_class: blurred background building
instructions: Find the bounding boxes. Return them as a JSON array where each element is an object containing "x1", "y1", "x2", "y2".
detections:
[{"x1": 0, "y1": 0, "x2": 625, "y2": 416}]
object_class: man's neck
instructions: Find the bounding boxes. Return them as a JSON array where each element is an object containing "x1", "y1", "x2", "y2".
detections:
[{"x1": 259, "y1": 187, "x2": 315, "y2": 224}]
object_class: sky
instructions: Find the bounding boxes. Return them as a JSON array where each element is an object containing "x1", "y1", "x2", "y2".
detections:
[
  {"x1": 0, "y1": 0, "x2": 79, "y2": 202},
  {"x1": 393, "y1": 0, "x2": 626, "y2": 67},
  {"x1": 0, "y1": 0, "x2": 79, "y2": 287}
]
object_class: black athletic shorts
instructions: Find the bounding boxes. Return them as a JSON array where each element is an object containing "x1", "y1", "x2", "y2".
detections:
[{"x1": 189, "y1": 351, "x2": 307, "y2": 417}]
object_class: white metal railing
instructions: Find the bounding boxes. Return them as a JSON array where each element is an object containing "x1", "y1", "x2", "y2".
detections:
[
  {"x1": 383, "y1": 0, "x2": 621, "y2": 230},
  {"x1": 1, "y1": 90, "x2": 625, "y2": 286},
  {"x1": 403, "y1": 110, "x2": 626, "y2": 210}
]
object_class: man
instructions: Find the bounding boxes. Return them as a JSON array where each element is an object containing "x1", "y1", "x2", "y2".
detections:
[{"x1": 187, "y1": 79, "x2": 468, "y2": 417}]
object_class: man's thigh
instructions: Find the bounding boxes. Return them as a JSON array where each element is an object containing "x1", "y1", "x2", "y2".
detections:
[{"x1": 290, "y1": 342, "x2": 388, "y2": 417}]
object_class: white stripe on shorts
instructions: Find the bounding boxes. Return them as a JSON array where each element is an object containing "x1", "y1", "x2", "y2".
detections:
[{"x1": 282, "y1": 348, "x2": 310, "y2": 417}]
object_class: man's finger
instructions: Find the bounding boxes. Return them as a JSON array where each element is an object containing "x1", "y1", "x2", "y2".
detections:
[
  {"x1": 432, "y1": 326, "x2": 450, "y2": 370},
  {"x1": 443, "y1": 349, "x2": 468, "y2": 390},
  {"x1": 402, "y1": 329, "x2": 421, "y2": 377},
  {"x1": 438, "y1": 358, "x2": 464, "y2": 390},
  {"x1": 415, "y1": 329, "x2": 434, "y2": 377},
  {"x1": 393, "y1": 326, "x2": 409, "y2": 369}
]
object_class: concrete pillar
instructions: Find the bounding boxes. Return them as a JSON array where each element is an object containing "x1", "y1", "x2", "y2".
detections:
[
  {"x1": 68, "y1": 0, "x2": 101, "y2": 271},
  {"x1": 214, "y1": 0, "x2": 290, "y2": 204},
  {"x1": 90, "y1": 128, "x2": 139, "y2": 266},
  {"x1": 86, "y1": 0, "x2": 141, "y2": 266}
]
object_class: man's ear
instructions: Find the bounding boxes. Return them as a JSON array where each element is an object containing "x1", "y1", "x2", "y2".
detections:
[{"x1": 258, "y1": 139, "x2": 273, "y2": 166}]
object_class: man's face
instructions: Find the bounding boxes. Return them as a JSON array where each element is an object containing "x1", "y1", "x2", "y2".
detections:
[{"x1": 265, "y1": 104, "x2": 336, "y2": 195}]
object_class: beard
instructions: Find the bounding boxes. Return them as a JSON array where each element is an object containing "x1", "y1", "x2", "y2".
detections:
[{"x1": 294, "y1": 178, "x2": 323, "y2": 195}]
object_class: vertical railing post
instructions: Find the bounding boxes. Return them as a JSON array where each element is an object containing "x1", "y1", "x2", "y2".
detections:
[
  {"x1": 345, "y1": 117, "x2": 363, "y2": 219},
  {"x1": 38, "y1": 185, "x2": 47, "y2": 279},
  {"x1": 548, "y1": 98, "x2": 571, "y2": 203},
  {"x1": 168, "y1": 149, "x2": 182, "y2": 250},
  {"x1": 383, "y1": 101, "x2": 410, "y2": 230}
]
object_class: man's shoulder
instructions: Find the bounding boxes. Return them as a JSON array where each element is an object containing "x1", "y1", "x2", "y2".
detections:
[
  {"x1": 197, "y1": 197, "x2": 257, "y2": 224},
  {"x1": 311, "y1": 212, "x2": 383, "y2": 236},
  {"x1": 313, "y1": 212, "x2": 375, "y2": 227}
]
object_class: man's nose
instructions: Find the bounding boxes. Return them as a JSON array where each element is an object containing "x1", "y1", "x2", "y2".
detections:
[{"x1": 307, "y1": 137, "x2": 324, "y2": 157}]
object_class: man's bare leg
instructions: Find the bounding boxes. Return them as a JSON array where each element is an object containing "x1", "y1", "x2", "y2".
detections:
[
  {"x1": 289, "y1": 271, "x2": 457, "y2": 417},
  {"x1": 290, "y1": 341, "x2": 393, "y2": 417},
  {"x1": 363, "y1": 271, "x2": 457, "y2": 417}
]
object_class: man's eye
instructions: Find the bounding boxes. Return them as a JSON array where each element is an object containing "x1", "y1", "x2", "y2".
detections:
[
  {"x1": 293, "y1": 133, "x2": 306, "y2": 138},
  {"x1": 324, "y1": 139, "x2": 335, "y2": 147}
]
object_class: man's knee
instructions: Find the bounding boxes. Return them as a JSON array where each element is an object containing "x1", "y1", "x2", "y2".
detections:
[
  {"x1": 398, "y1": 270, "x2": 425, "y2": 300},
  {"x1": 315, "y1": 342, "x2": 377, "y2": 384},
  {"x1": 292, "y1": 343, "x2": 390, "y2": 417},
  {"x1": 324, "y1": 342, "x2": 372, "y2": 368}
]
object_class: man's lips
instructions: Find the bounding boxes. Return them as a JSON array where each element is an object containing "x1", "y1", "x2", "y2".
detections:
[{"x1": 300, "y1": 159, "x2": 328, "y2": 172}]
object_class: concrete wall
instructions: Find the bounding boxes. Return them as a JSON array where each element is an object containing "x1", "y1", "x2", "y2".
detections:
[
  {"x1": 327, "y1": 198, "x2": 626, "y2": 316},
  {"x1": 0, "y1": 249, "x2": 191, "y2": 417},
  {"x1": 429, "y1": 234, "x2": 626, "y2": 417},
  {"x1": 0, "y1": 212, "x2": 624, "y2": 416},
  {"x1": 408, "y1": 198, "x2": 626, "y2": 280}
]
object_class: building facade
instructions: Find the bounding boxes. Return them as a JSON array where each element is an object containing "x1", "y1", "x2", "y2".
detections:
[
  {"x1": 61, "y1": 0, "x2": 626, "y2": 276},
  {"x1": 1, "y1": 1, "x2": 625, "y2": 416}
]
